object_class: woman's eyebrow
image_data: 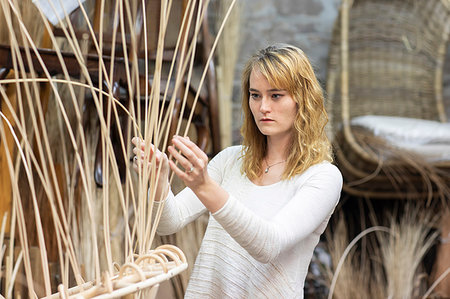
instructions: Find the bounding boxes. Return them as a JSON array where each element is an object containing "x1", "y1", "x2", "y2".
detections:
[
  {"x1": 268, "y1": 88, "x2": 286, "y2": 92},
  {"x1": 249, "y1": 88, "x2": 286, "y2": 92}
]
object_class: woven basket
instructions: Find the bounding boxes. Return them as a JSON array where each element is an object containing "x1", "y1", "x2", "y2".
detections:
[{"x1": 326, "y1": 0, "x2": 450, "y2": 200}]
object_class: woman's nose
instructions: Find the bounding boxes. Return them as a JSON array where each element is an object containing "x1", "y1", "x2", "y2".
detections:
[{"x1": 260, "y1": 97, "x2": 271, "y2": 113}]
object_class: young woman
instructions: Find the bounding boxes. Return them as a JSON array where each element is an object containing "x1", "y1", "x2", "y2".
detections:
[{"x1": 132, "y1": 44, "x2": 342, "y2": 298}]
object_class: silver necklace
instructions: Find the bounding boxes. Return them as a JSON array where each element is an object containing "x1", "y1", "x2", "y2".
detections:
[{"x1": 264, "y1": 159, "x2": 287, "y2": 173}]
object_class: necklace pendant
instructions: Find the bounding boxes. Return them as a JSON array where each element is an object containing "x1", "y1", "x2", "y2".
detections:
[{"x1": 264, "y1": 167, "x2": 269, "y2": 173}]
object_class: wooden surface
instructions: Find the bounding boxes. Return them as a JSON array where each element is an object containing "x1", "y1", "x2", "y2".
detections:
[{"x1": 0, "y1": 70, "x2": 16, "y2": 233}]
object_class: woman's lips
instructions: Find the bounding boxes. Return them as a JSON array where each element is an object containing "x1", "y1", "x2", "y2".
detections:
[{"x1": 260, "y1": 118, "x2": 274, "y2": 122}]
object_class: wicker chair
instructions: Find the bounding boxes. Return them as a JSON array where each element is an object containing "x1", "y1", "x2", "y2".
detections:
[{"x1": 326, "y1": 0, "x2": 450, "y2": 200}]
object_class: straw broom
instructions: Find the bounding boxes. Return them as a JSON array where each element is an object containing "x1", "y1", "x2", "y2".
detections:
[{"x1": 0, "y1": 0, "x2": 236, "y2": 297}]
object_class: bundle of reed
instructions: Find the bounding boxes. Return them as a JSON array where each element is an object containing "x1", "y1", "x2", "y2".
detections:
[
  {"x1": 326, "y1": 204, "x2": 444, "y2": 299},
  {"x1": 379, "y1": 206, "x2": 438, "y2": 298},
  {"x1": 0, "y1": 0, "x2": 236, "y2": 297},
  {"x1": 326, "y1": 212, "x2": 387, "y2": 299}
]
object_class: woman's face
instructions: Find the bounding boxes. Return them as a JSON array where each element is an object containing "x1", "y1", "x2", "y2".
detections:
[{"x1": 248, "y1": 68, "x2": 298, "y2": 140}]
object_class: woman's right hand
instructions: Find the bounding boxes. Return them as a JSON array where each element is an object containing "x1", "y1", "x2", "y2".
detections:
[{"x1": 132, "y1": 137, "x2": 170, "y2": 201}]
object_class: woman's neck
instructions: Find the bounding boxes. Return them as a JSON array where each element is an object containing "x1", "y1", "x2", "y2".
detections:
[
  {"x1": 251, "y1": 134, "x2": 291, "y2": 186},
  {"x1": 265, "y1": 134, "x2": 291, "y2": 162}
]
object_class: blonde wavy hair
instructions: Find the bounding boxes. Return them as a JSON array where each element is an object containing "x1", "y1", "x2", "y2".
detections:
[{"x1": 240, "y1": 44, "x2": 332, "y2": 180}]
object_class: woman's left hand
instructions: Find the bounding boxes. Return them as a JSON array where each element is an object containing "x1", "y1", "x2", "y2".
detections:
[
  {"x1": 168, "y1": 135, "x2": 229, "y2": 213},
  {"x1": 168, "y1": 135, "x2": 210, "y2": 192}
]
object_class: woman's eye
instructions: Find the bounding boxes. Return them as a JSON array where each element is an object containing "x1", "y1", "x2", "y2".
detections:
[
  {"x1": 272, "y1": 94, "x2": 282, "y2": 99},
  {"x1": 250, "y1": 93, "x2": 260, "y2": 99}
]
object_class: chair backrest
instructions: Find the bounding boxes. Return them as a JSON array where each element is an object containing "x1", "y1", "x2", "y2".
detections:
[
  {"x1": 327, "y1": 0, "x2": 450, "y2": 134},
  {"x1": 143, "y1": 0, "x2": 186, "y2": 56}
]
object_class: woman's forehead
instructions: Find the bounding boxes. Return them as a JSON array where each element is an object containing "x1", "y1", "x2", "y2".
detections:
[
  {"x1": 250, "y1": 67, "x2": 288, "y2": 91},
  {"x1": 249, "y1": 69, "x2": 274, "y2": 89}
]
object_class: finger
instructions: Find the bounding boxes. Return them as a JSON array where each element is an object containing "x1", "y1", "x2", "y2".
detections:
[
  {"x1": 133, "y1": 157, "x2": 141, "y2": 173},
  {"x1": 173, "y1": 136, "x2": 207, "y2": 169},
  {"x1": 132, "y1": 137, "x2": 147, "y2": 152},
  {"x1": 133, "y1": 145, "x2": 157, "y2": 161},
  {"x1": 155, "y1": 151, "x2": 167, "y2": 164},
  {"x1": 151, "y1": 151, "x2": 163, "y2": 166},
  {"x1": 174, "y1": 136, "x2": 208, "y2": 161},
  {"x1": 134, "y1": 151, "x2": 162, "y2": 166},
  {"x1": 133, "y1": 137, "x2": 155, "y2": 154},
  {"x1": 133, "y1": 147, "x2": 144, "y2": 159},
  {"x1": 168, "y1": 145, "x2": 193, "y2": 171},
  {"x1": 143, "y1": 143, "x2": 156, "y2": 156},
  {"x1": 133, "y1": 155, "x2": 144, "y2": 168},
  {"x1": 169, "y1": 143, "x2": 197, "y2": 172},
  {"x1": 171, "y1": 137, "x2": 198, "y2": 164},
  {"x1": 131, "y1": 136, "x2": 141, "y2": 147},
  {"x1": 168, "y1": 159, "x2": 189, "y2": 180},
  {"x1": 133, "y1": 155, "x2": 156, "y2": 173},
  {"x1": 133, "y1": 157, "x2": 147, "y2": 168}
]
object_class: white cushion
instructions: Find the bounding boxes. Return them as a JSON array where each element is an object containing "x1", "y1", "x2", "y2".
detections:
[
  {"x1": 32, "y1": 0, "x2": 86, "y2": 25},
  {"x1": 351, "y1": 115, "x2": 450, "y2": 162}
]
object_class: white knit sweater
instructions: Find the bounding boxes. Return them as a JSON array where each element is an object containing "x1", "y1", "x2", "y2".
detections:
[{"x1": 154, "y1": 146, "x2": 343, "y2": 298}]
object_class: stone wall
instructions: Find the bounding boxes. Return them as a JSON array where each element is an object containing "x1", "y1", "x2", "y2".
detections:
[{"x1": 227, "y1": 0, "x2": 450, "y2": 144}]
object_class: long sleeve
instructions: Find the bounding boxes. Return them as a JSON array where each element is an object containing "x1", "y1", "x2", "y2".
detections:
[
  {"x1": 154, "y1": 146, "x2": 241, "y2": 235},
  {"x1": 212, "y1": 163, "x2": 343, "y2": 263},
  {"x1": 154, "y1": 188, "x2": 206, "y2": 235}
]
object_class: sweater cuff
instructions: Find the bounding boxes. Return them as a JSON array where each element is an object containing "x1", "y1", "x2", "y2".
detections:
[{"x1": 151, "y1": 189, "x2": 174, "y2": 208}]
